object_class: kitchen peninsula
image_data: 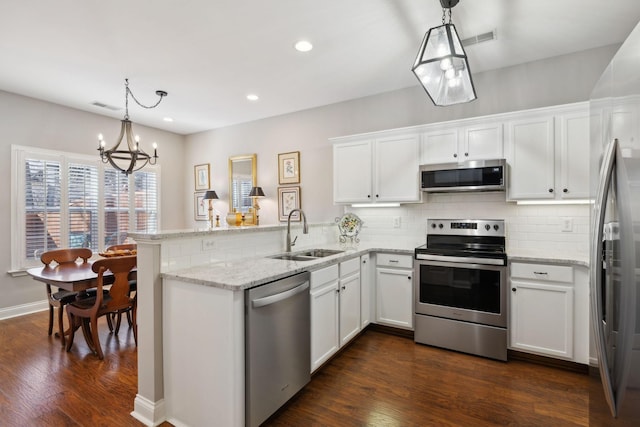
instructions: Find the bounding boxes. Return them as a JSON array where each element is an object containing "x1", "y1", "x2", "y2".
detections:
[{"x1": 128, "y1": 223, "x2": 416, "y2": 426}]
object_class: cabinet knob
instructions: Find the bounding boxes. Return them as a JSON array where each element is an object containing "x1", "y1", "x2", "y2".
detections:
[
  {"x1": 376, "y1": 194, "x2": 379, "y2": 198},
  {"x1": 563, "y1": 188, "x2": 568, "y2": 193},
  {"x1": 453, "y1": 153, "x2": 458, "y2": 158},
  {"x1": 548, "y1": 188, "x2": 554, "y2": 193},
  {"x1": 362, "y1": 260, "x2": 366, "y2": 264},
  {"x1": 367, "y1": 194, "x2": 371, "y2": 198},
  {"x1": 342, "y1": 285, "x2": 346, "y2": 290},
  {"x1": 512, "y1": 288, "x2": 517, "y2": 292},
  {"x1": 336, "y1": 289, "x2": 340, "y2": 294},
  {"x1": 408, "y1": 276, "x2": 412, "y2": 280},
  {"x1": 464, "y1": 152, "x2": 469, "y2": 157}
]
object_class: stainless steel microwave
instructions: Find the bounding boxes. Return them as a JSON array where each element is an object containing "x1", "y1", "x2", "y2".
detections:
[{"x1": 420, "y1": 159, "x2": 506, "y2": 193}]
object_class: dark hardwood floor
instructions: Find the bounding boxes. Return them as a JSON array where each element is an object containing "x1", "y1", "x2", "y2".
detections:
[{"x1": 1, "y1": 311, "x2": 593, "y2": 426}]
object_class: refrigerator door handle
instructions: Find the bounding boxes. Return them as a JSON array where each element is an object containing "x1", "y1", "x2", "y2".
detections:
[{"x1": 590, "y1": 138, "x2": 618, "y2": 416}]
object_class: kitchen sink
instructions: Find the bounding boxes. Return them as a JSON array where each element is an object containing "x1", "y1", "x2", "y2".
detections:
[{"x1": 269, "y1": 248, "x2": 344, "y2": 261}]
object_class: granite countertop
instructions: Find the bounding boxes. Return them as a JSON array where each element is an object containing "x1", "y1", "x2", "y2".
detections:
[
  {"x1": 508, "y1": 251, "x2": 590, "y2": 268},
  {"x1": 162, "y1": 243, "x2": 414, "y2": 291}
]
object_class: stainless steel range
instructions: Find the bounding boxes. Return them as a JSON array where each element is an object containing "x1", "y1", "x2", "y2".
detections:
[{"x1": 414, "y1": 219, "x2": 508, "y2": 361}]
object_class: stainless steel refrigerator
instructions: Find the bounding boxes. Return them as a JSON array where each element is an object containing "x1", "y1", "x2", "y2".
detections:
[{"x1": 589, "y1": 20, "x2": 640, "y2": 425}]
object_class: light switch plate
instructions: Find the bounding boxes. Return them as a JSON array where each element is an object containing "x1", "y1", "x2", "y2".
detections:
[
  {"x1": 561, "y1": 218, "x2": 573, "y2": 232},
  {"x1": 393, "y1": 216, "x2": 401, "y2": 228}
]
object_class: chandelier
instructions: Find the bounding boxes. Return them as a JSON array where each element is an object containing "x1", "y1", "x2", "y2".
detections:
[
  {"x1": 98, "y1": 79, "x2": 168, "y2": 174},
  {"x1": 412, "y1": 0, "x2": 476, "y2": 106}
]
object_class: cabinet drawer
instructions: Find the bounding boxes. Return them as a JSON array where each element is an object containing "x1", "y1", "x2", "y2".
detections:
[
  {"x1": 376, "y1": 253, "x2": 412, "y2": 269},
  {"x1": 340, "y1": 258, "x2": 361, "y2": 277},
  {"x1": 311, "y1": 264, "x2": 339, "y2": 289},
  {"x1": 510, "y1": 262, "x2": 573, "y2": 283}
]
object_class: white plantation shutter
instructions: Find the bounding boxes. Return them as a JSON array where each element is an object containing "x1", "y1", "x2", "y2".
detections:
[
  {"x1": 11, "y1": 145, "x2": 160, "y2": 270},
  {"x1": 133, "y1": 170, "x2": 158, "y2": 232},
  {"x1": 24, "y1": 158, "x2": 62, "y2": 260},
  {"x1": 68, "y1": 162, "x2": 99, "y2": 251},
  {"x1": 104, "y1": 169, "x2": 131, "y2": 247}
]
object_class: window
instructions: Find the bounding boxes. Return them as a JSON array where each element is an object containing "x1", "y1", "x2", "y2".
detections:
[{"x1": 11, "y1": 145, "x2": 160, "y2": 270}]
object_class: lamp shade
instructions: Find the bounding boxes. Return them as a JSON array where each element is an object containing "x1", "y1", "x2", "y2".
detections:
[
  {"x1": 249, "y1": 186, "x2": 265, "y2": 197},
  {"x1": 203, "y1": 190, "x2": 219, "y2": 200},
  {"x1": 412, "y1": 23, "x2": 476, "y2": 106}
]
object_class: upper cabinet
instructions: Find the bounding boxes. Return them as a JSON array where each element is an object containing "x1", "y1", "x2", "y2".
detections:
[
  {"x1": 420, "y1": 122, "x2": 503, "y2": 165},
  {"x1": 506, "y1": 104, "x2": 590, "y2": 201},
  {"x1": 333, "y1": 133, "x2": 420, "y2": 204}
]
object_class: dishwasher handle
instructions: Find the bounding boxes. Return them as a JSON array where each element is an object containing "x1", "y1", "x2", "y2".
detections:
[{"x1": 251, "y1": 281, "x2": 309, "y2": 308}]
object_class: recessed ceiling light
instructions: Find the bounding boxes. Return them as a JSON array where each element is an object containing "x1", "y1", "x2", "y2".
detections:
[
  {"x1": 246, "y1": 94, "x2": 259, "y2": 101},
  {"x1": 294, "y1": 40, "x2": 313, "y2": 52},
  {"x1": 163, "y1": 117, "x2": 173, "y2": 122}
]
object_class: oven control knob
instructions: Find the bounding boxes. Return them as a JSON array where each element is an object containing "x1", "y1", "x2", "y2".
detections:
[
  {"x1": 485, "y1": 224, "x2": 491, "y2": 231},
  {"x1": 438, "y1": 223, "x2": 444, "y2": 229},
  {"x1": 431, "y1": 223, "x2": 437, "y2": 229},
  {"x1": 493, "y1": 224, "x2": 500, "y2": 231}
]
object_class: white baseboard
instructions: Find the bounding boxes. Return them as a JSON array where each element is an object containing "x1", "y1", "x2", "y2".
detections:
[
  {"x1": 131, "y1": 395, "x2": 166, "y2": 427},
  {"x1": 0, "y1": 300, "x2": 48, "y2": 321}
]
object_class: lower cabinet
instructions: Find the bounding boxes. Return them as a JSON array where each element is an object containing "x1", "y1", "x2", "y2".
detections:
[
  {"x1": 310, "y1": 257, "x2": 361, "y2": 372},
  {"x1": 509, "y1": 261, "x2": 589, "y2": 363},
  {"x1": 375, "y1": 253, "x2": 414, "y2": 330}
]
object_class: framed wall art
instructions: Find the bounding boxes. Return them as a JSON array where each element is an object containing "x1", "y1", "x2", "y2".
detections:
[
  {"x1": 194, "y1": 163, "x2": 210, "y2": 191},
  {"x1": 194, "y1": 192, "x2": 208, "y2": 221},
  {"x1": 278, "y1": 151, "x2": 300, "y2": 184},
  {"x1": 278, "y1": 186, "x2": 301, "y2": 221}
]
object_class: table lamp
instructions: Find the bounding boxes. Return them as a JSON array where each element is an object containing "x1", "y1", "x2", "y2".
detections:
[
  {"x1": 203, "y1": 190, "x2": 219, "y2": 228},
  {"x1": 248, "y1": 186, "x2": 266, "y2": 225}
]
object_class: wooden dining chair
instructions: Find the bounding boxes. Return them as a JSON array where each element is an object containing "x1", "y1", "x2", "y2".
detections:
[
  {"x1": 65, "y1": 255, "x2": 137, "y2": 359},
  {"x1": 105, "y1": 243, "x2": 137, "y2": 333},
  {"x1": 40, "y1": 248, "x2": 92, "y2": 347}
]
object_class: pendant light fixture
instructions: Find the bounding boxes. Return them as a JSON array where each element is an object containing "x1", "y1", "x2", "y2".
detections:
[
  {"x1": 98, "y1": 79, "x2": 168, "y2": 174},
  {"x1": 412, "y1": 0, "x2": 476, "y2": 106}
]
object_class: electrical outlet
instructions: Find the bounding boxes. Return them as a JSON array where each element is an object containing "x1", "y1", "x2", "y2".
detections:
[
  {"x1": 393, "y1": 216, "x2": 401, "y2": 228},
  {"x1": 561, "y1": 218, "x2": 573, "y2": 232},
  {"x1": 202, "y1": 238, "x2": 216, "y2": 250}
]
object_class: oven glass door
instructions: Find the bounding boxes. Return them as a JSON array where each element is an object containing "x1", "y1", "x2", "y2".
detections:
[{"x1": 415, "y1": 259, "x2": 507, "y2": 328}]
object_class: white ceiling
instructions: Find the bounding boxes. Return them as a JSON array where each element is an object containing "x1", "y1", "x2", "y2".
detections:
[{"x1": 1, "y1": 1, "x2": 640, "y2": 135}]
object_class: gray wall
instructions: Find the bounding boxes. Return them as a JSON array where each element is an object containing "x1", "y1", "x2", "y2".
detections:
[
  {"x1": 184, "y1": 44, "x2": 619, "y2": 225},
  {"x1": 0, "y1": 90, "x2": 186, "y2": 311}
]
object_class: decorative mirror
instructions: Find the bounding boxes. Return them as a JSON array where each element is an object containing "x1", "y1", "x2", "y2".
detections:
[{"x1": 228, "y1": 154, "x2": 257, "y2": 214}]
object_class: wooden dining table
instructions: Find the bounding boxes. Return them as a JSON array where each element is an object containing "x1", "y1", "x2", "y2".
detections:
[{"x1": 26, "y1": 260, "x2": 137, "y2": 344}]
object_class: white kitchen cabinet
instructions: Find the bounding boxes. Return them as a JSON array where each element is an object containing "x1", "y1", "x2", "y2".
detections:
[
  {"x1": 333, "y1": 140, "x2": 372, "y2": 203},
  {"x1": 509, "y1": 262, "x2": 589, "y2": 363},
  {"x1": 310, "y1": 265, "x2": 340, "y2": 372},
  {"x1": 332, "y1": 133, "x2": 420, "y2": 204},
  {"x1": 506, "y1": 104, "x2": 590, "y2": 201},
  {"x1": 506, "y1": 115, "x2": 556, "y2": 200},
  {"x1": 360, "y1": 253, "x2": 372, "y2": 328},
  {"x1": 420, "y1": 122, "x2": 503, "y2": 164},
  {"x1": 310, "y1": 258, "x2": 362, "y2": 372},
  {"x1": 375, "y1": 253, "x2": 413, "y2": 330}
]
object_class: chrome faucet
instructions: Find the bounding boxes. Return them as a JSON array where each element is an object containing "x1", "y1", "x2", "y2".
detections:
[{"x1": 286, "y1": 209, "x2": 308, "y2": 252}]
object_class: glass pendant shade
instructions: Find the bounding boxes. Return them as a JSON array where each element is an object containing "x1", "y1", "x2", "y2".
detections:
[{"x1": 412, "y1": 23, "x2": 476, "y2": 106}]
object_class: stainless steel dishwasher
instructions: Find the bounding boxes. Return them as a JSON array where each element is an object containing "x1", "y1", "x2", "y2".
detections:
[{"x1": 245, "y1": 271, "x2": 311, "y2": 427}]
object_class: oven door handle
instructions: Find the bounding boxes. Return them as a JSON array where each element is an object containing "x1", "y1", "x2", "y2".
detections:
[{"x1": 415, "y1": 253, "x2": 505, "y2": 266}]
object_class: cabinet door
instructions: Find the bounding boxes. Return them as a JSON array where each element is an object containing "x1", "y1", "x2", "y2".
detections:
[
  {"x1": 463, "y1": 123, "x2": 503, "y2": 161},
  {"x1": 376, "y1": 267, "x2": 413, "y2": 329},
  {"x1": 374, "y1": 134, "x2": 420, "y2": 202},
  {"x1": 558, "y1": 112, "x2": 590, "y2": 199},
  {"x1": 510, "y1": 280, "x2": 574, "y2": 359},
  {"x1": 360, "y1": 254, "x2": 372, "y2": 328},
  {"x1": 506, "y1": 116, "x2": 555, "y2": 200},
  {"x1": 339, "y1": 272, "x2": 361, "y2": 345},
  {"x1": 420, "y1": 129, "x2": 458, "y2": 164},
  {"x1": 333, "y1": 140, "x2": 372, "y2": 203},
  {"x1": 310, "y1": 281, "x2": 340, "y2": 372}
]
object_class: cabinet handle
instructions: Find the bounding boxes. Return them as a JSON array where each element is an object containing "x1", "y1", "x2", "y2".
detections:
[
  {"x1": 389, "y1": 260, "x2": 399, "y2": 263},
  {"x1": 512, "y1": 287, "x2": 517, "y2": 292},
  {"x1": 533, "y1": 271, "x2": 548, "y2": 275},
  {"x1": 563, "y1": 188, "x2": 568, "y2": 193},
  {"x1": 548, "y1": 188, "x2": 554, "y2": 193}
]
